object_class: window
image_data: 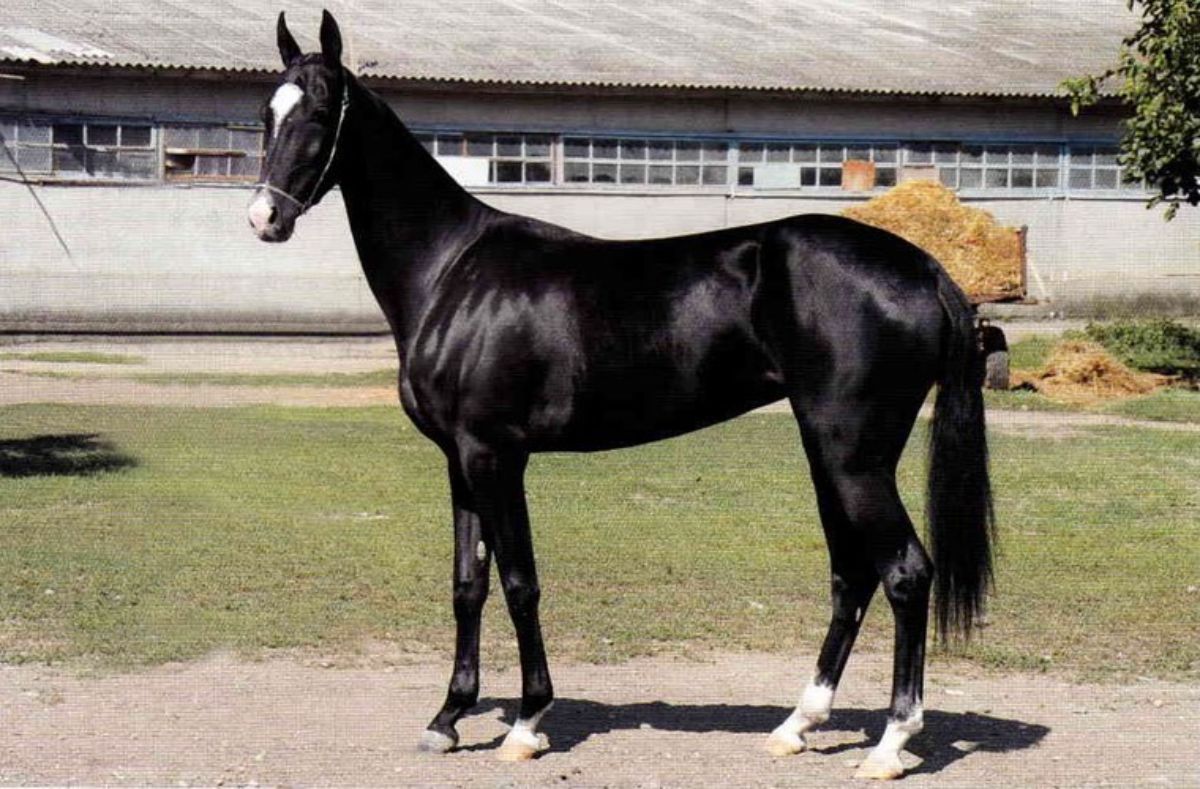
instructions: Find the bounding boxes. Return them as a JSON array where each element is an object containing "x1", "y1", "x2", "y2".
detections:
[
  {"x1": 1, "y1": 117, "x2": 155, "y2": 179},
  {"x1": 6, "y1": 112, "x2": 1143, "y2": 200},
  {"x1": 0, "y1": 117, "x2": 53, "y2": 173},
  {"x1": 736, "y1": 142, "x2": 899, "y2": 189},
  {"x1": 913, "y1": 143, "x2": 1062, "y2": 191},
  {"x1": 1068, "y1": 146, "x2": 1144, "y2": 192},
  {"x1": 417, "y1": 132, "x2": 552, "y2": 184},
  {"x1": 562, "y1": 137, "x2": 729, "y2": 186},
  {"x1": 163, "y1": 124, "x2": 263, "y2": 181}
]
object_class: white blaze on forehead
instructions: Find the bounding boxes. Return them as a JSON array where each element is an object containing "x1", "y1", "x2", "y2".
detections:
[{"x1": 270, "y1": 83, "x2": 305, "y2": 137}]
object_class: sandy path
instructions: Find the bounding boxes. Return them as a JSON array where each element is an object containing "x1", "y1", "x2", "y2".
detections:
[
  {"x1": 1, "y1": 650, "x2": 1195, "y2": 787},
  {"x1": 4, "y1": 335, "x2": 1198, "y2": 436},
  {"x1": 0, "y1": 336, "x2": 398, "y2": 375},
  {"x1": 4, "y1": 370, "x2": 1194, "y2": 441}
]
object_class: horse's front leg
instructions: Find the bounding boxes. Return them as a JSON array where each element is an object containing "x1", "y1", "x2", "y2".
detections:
[
  {"x1": 458, "y1": 437, "x2": 554, "y2": 761},
  {"x1": 421, "y1": 461, "x2": 492, "y2": 753}
]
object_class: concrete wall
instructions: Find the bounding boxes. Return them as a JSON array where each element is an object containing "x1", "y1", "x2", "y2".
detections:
[
  {"x1": 5, "y1": 180, "x2": 1197, "y2": 332},
  {"x1": 0, "y1": 182, "x2": 374, "y2": 331},
  {"x1": 2, "y1": 72, "x2": 1198, "y2": 331}
]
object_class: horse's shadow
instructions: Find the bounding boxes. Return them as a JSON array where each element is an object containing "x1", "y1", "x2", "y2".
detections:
[
  {"x1": 470, "y1": 698, "x2": 1048, "y2": 776},
  {"x1": 0, "y1": 434, "x2": 137, "y2": 478}
]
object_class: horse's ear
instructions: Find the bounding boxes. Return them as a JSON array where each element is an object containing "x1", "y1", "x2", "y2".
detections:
[
  {"x1": 277, "y1": 12, "x2": 302, "y2": 66},
  {"x1": 319, "y1": 10, "x2": 342, "y2": 66}
]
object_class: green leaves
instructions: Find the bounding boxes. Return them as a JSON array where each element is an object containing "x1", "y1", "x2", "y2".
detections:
[{"x1": 1063, "y1": 0, "x2": 1200, "y2": 219}]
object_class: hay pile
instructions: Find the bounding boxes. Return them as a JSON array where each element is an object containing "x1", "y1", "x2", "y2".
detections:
[
  {"x1": 842, "y1": 180, "x2": 1023, "y2": 301},
  {"x1": 1015, "y1": 340, "x2": 1166, "y2": 403}
]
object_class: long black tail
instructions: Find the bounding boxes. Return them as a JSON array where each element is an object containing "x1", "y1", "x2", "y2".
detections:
[{"x1": 927, "y1": 274, "x2": 995, "y2": 640}]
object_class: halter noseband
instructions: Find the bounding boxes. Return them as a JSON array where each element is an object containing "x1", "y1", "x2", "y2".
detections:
[{"x1": 256, "y1": 81, "x2": 350, "y2": 215}]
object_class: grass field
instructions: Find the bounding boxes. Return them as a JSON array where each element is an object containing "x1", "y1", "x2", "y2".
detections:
[{"x1": 1, "y1": 404, "x2": 1197, "y2": 681}]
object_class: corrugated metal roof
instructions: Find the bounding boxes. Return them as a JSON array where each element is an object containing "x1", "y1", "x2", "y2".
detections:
[{"x1": 0, "y1": 1, "x2": 1134, "y2": 97}]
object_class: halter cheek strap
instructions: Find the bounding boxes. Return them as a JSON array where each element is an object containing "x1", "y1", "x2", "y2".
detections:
[{"x1": 256, "y1": 81, "x2": 350, "y2": 215}]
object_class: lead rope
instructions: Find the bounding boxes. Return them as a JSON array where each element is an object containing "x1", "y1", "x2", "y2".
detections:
[{"x1": 256, "y1": 81, "x2": 350, "y2": 214}]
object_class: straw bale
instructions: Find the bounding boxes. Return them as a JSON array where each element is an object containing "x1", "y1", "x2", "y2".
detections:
[
  {"x1": 842, "y1": 180, "x2": 1023, "y2": 301},
  {"x1": 1014, "y1": 339, "x2": 1167, "y2": 403}
]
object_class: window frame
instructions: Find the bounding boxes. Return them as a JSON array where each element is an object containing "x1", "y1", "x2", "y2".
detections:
[
  {"x1": 1065, "y1": 143, "x2": 1147, "y2": 195},
  {"x1": 416, "y1": 131, "x2": 554, "y2": 186},
  {"x1": 0, "y1": 112, "x2": 1154, "y2": 200},
  {"x1": 558, "y1": 134, "x2": 732, "y2": 189},
  {"x1": 734, "y1": 140, "x2": 901, "y2": 191},
  {"x1": 2, "y1": 114, "x2": 158, "y2": 181},
  {"x1": 162, "y1": 122, "x2": 265, "y2": 183}
]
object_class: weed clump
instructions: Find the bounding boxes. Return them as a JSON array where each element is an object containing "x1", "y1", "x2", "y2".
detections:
[{"x1": 1082, "y1": 319, "x2": 1200, "y2": 380}]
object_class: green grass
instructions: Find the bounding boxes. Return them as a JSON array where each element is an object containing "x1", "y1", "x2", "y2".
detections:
[
  {"x1": 0, "y1": 351, "x2": 145, "y2": 365},
  {"x1": 983, "y1": 389, "x2": 1074, "y2": 413},
  {"x1": 1, "y1": 405, "x2": 1197, "y2": 681},
  {"x1": 1101, "y1": 388, "x2": 1200, "y2": 423}
]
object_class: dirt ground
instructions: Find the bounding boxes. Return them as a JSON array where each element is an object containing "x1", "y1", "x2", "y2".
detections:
[
  {"x1": 2, "y1": 333, "x2": 1199, "y2": 786},
  {"x1": 1, "y1": 649, "x2": 1196, "y2": 788}
]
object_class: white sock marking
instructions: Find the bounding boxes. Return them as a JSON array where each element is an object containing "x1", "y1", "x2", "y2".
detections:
[
  {"x1": 502, "y1": 702, "x2": 552, "y2": 752},
  {"x1": 768, "y1": 679, "x2": 835, "y2": 750},
  {"x1": 800, "y1": 680, "x2": 835, "y2": 722},
  {"x1": 270, "y1": 83, "x2": 304, "y2": 137},
  {"x1": 864, "y1": 706, "x2": 924, "y2": 769}
]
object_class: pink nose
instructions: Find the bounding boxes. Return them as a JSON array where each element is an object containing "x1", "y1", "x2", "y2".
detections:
[{"x1": 248, "y1": 193, "x2": 276, "y2": 234}]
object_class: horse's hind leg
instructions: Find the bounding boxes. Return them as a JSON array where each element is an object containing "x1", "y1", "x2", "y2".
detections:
[
  {"x1": 838, "y1": 470, "x2": 931, "y2": 780},
  {"x1": 771, "y1": 399, "x2": 932, "y2": 780},
  {"x1": 766, "y1": 467, "x2": 878, "y2": 756}
]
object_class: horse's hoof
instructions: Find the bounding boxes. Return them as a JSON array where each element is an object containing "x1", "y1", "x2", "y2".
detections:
[
  {"x1": 418, "y1": 729, "x2": 457, "y2": 754},
  {"x1": 496, "y1": 731, "x2": 549, "y2": 762},
  {"x1": 853, "y1": 754, "x2": 905, "y2": 780},
  {"x1": 764, "y1": 730, "x2": 806, "y2": 757}
]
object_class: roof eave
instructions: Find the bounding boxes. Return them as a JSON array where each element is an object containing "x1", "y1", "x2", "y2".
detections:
[{"x1": 0, "y1": 59, "x2": 1126, "y2": 105}]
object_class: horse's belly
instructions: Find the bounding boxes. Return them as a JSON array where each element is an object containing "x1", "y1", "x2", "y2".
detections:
[{"x1": 535, "y1": 364, "x2": 785, "y2": 452}]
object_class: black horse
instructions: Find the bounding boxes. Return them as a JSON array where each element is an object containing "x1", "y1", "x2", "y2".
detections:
[{"x1": 249, "y1": 12, "x2": 994, "y2": 780}]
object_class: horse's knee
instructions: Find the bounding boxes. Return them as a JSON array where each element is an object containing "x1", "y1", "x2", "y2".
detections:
[
  {"x1": 452, "y1": 578, "x2": 488, "y2": 617},
  {"x1": 829, "y1": 567, "x2": 875, "y2": 619},
  {"x1": 880, "y1": 545, "x2": 932, "y2": 609},
  {"x1": 502, "y1": 579, "x2": 540, "y2": 618}
]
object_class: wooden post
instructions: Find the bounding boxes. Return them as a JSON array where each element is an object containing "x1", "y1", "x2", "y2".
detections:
[{"x1": 1017, "y1": 225, "x2": 1029, "y2": 301}]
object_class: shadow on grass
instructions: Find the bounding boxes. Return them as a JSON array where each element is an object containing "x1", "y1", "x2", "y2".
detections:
[
  {"x1": 469, "y1": 698, "x2": 1048, "y2": 776},
  {"x1": 0, "y1": 434, "x2": 137, "y2": 478}
]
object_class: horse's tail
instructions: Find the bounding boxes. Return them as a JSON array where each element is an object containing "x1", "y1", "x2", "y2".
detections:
[{"x1": 927, "y1": 272, "x2": 995, "y2": 640}]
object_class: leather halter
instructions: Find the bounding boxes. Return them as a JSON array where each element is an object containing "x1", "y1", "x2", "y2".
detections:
[{"x1": 256, "y1": 81, "x2": 350, "y2": 214}]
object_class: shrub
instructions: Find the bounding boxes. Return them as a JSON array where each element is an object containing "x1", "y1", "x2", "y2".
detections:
[{"x1": 1083, "y1": 319, "x2": 1200, "y2": 379}]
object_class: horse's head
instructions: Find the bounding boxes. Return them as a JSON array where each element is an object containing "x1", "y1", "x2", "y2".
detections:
[{"x1": 248, "y1": 10, "x2": 348, "y2": 242}]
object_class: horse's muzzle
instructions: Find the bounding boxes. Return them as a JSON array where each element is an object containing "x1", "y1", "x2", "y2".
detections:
[{"x1": 248, "y1": 191, "x2": 294, "y2": 243}]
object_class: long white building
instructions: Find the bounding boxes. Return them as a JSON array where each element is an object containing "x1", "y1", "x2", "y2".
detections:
[{"x1": 2, "y1": 1, "x2": 1196, "y2": 331}]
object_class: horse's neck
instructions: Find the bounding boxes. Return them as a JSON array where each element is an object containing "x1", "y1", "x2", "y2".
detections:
[{"x1": 337, "y1": 80, "x2": 496, "y2": 345}]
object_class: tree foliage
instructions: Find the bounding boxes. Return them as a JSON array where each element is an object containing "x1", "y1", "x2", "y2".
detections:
[{"x1": 1063, "y1": 0, "x2": 1200, "y2": 219}]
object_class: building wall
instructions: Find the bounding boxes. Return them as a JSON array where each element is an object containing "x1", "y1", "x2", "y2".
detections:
[{"x1": 2, "y1": 73, "x2": 1198, "y2": 331}]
